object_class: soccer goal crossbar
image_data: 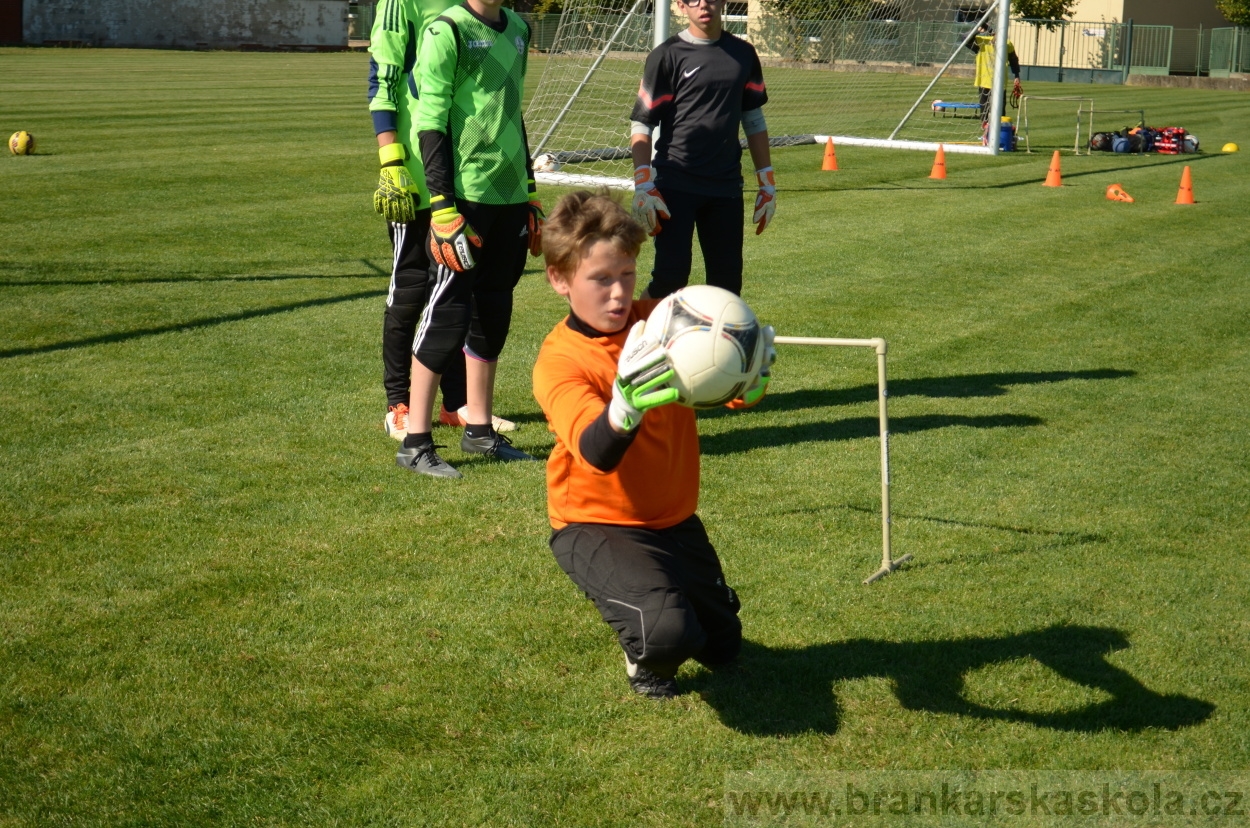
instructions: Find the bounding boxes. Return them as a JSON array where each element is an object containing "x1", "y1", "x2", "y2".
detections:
[{"x1": 774, "y1": 336, "x2": 913, "y2": 584}]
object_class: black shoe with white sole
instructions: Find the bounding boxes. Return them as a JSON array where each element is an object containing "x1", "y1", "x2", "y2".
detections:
[
  {"x1": 396, "y1": 443, "x2": 463, "y2": 479},
  {"x1": 626, "y1": 657, "x2": 679, "y2": 700},
  {"x1": 460, "y1": 429, "x2": 537, "y2": 462}
]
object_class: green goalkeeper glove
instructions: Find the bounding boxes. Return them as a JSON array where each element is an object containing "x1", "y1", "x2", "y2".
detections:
[
  {"x1": 428, "y1": 199, "x2": 483, "y2": 272},
  {"x1": 609, "y1": 321, "x2": 679, "y2": 432},
  {"x1": 374, "y1": 143, "x2": 417, "y2": 224},
  {"x1": 728, "y1": 325, "x2": 776, "y2": 409}
]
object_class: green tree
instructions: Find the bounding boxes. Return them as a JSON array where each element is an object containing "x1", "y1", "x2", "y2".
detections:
[
  {"x1": 1012, "y1": 0, "x2": 1078, "y2": 31},
  {"x1": 1215, "y1": 0, "x2": 1250, "y2": 25}
]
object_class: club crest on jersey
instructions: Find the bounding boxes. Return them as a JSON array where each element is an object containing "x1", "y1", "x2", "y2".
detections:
[
  {"x1": 467, "y1": 39, "x2": 492, "y2": 49},
  {"x1": 515, "y1": 36, "x2": 525, "y2": 54}
]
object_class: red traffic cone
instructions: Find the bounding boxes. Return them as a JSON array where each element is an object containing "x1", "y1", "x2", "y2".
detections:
[
  {"x1": 1175, "y1": 165, "x2": 1195, "y2": 204},
  {"x1": 929, "y1": 144, "x2": 947, "y2": 180},
  {"x1": 1042, "y1": 150, "x2": 1062, "y2": 187},
  {"x1": 821, "y1": 137, "x2": 838, "y2": 171}
]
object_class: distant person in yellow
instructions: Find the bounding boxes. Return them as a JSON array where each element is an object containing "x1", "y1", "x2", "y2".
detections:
[{"x1": 965, "y1": 22, "x2": 1021, "y2": 128}]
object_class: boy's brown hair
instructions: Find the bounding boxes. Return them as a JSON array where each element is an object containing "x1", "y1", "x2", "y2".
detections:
[{"x1": 543, "y1": 190, "x2": 646, "y2": 281}]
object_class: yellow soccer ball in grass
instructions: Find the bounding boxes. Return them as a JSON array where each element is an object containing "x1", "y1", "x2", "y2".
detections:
[{"x1": 9, "y1": 131, "x2": 35, "y2": 155}]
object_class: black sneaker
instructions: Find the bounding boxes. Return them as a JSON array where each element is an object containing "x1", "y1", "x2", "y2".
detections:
[
  {"x1": 396, "y1": 443, "x2": 463, "y2": 479},
  {"x1": 460, "y1": 429, "x2": 537, "y2": 462},
  {"x1": 626, "y1": 657, "x2": 679, "y2": 700}
]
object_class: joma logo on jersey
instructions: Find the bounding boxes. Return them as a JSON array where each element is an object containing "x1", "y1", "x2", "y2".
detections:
[{"x1": 466, "y1": 39, "x2": 492, "y2": 49}]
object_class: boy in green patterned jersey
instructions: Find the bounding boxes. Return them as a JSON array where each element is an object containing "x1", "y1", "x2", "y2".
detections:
[
  {"x1": 368, "y1": 0, "x2": 517, "y2": 454},
  {"x1": 392, "y1": 0, "x2": 544, "y2": 478}
]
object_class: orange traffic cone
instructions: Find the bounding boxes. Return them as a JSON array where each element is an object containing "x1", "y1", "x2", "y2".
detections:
[
  {"x1": 1106, "y1": 183, "x2": 1134, "y2": 203},
  {"x1": 1042, "y1": 150, "x2": 1062, "y2": 187},
  {"x1": 821, "y1": 137, "x2": 838, "y2": 171},
  {"x1": 1175, "y1": 165, "x2": 1195, "y2": 204},
  {"x1": 929, "y1": 144, "x2": 947, "y2": 180}
]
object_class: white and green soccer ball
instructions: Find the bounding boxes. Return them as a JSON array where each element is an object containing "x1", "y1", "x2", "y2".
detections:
[{"x1": 643, "y1": 285, "x2": 763, "y2": 409}]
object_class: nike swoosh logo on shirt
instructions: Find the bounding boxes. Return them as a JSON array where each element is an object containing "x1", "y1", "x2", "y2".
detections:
[{"x1": 683, "y1": 66, "x2": 702, "y2": 78}]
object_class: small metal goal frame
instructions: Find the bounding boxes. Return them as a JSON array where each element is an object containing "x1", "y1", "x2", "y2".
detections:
[
  {"x1": 1019, "y1": 96, "x2": 1146, "y2": 156},
  {"x1": 1019, "y1": 95, "x2": 1094, "y2": 155},
  {"x1": 774, "y1": 336, "x2": 913, "y2": 584}
]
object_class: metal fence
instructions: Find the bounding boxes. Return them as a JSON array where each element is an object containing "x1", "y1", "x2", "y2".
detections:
[
  {"x1": 1209, "y1": 27, "x2": 1250, "y2": 76},
  {"x1": 989, "y1": 19, "x2": 1250, "y2": 79},
  {"x1": 348, "y1": 6, "x2": 1249, "y2": 79}
]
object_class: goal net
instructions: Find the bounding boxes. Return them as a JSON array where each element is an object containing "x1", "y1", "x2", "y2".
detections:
[{"x1": 525, "y1": 0, "x2": 1009, "y2": 187}]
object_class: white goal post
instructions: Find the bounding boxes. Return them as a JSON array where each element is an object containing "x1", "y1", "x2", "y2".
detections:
[
  {"x1": 774, "y1": 335, "x2": 912, "y2": 585},
  {"x1": 525, "y1": 0, "x2": 1015, "y2": 187}
]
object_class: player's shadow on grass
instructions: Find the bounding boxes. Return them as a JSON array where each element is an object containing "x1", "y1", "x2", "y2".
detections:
[
  {"x1": 0, "y1": 273, "x2": 386, "y2": 288},
  {"x1": 688, "y1": 626, "x2": 1213, "y2": 736},
  {"x1": 700, "y1": 413, "x2": 1043, "y2": 454},
  {"x1": 0, "y1": 290, "x2": 385, "y2": 359}
]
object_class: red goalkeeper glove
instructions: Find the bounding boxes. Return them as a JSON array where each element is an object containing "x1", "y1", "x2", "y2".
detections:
[
  {"x1": 631, "y1": 165, "x2": 670, "y2": 236},
  {"x1": 428, "y1": 199, "x2": 482, "y2": 272},
  {"x1": 526, "y1": 179, "x2": 545, "y2": 258},
  {"x1": 752, "y1": 167, "x2": 776, "y2": 235}
]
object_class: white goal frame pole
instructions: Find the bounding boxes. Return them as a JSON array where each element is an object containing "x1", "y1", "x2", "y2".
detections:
[
  {"x1": 531, "y1": 0, "x2": 651, "y2": 159},
  {"x1": 654, "y1": 0, "x2": 669, "y2": 47},
  {"x1": 985, "y1": 0, "x2": 1013, "y2": 157},
  {"x1": 773, "y1": 336, "x2": 913, "y2": 584}
]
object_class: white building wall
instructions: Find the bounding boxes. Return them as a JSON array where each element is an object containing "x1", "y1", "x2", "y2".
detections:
[{"x1": 24, "y1": 0, "x2": 349, "y2": 49}]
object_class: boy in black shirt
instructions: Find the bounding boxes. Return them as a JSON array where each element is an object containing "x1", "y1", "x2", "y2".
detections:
[{"x1": 629, "y1": 0, "x2": 774, "y2": 300}]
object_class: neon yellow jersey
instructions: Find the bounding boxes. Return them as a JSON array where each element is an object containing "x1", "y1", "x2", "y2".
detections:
[
  {"x1": 416, "y1": 6, "x2": 531, "y2": 205},
  {"x1": 973, "y1": 34, "x2": 1017, "y2": 89}
]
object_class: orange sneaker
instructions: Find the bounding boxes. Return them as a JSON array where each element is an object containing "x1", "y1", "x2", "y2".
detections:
[
  {"x1": 438, "y1": 405, "x2": 517, "y2": 433},
  {"x1": 384, "y1": 403, "x2": 409, "y2": 440}
]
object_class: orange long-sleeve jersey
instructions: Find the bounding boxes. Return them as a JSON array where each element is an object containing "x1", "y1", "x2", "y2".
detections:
[{"x1": 532, "y1": 301, "x2": 700, "y2": 530}]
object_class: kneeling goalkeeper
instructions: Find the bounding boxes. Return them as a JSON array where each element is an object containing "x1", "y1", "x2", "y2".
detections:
[{"x1": 532, "y1": 192, "x2": 775, "y2": 699}]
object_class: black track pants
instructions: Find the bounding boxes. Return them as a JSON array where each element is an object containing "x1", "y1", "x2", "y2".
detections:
[
  {"x1": 645, "y1": 188, "x2": 744, "y2": 300},
  {"x1": 382, "y1": 212, "x2": 467, "y2": 409}
]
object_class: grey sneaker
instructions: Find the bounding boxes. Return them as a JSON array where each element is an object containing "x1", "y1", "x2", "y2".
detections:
[
  {"x1": 626, "y1": 656, "x2": 679, "y2": 700},
  {"x1": 396, "y1": 443, "x2": 463, "y2": 479},
  {"x1": 460, "y1": 429, "x2": 537, "y2": 462}
]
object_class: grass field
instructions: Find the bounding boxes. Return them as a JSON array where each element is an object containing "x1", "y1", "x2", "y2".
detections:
[{"x1": 2, "y1": 47, "x2": 1249, "y2": 826}]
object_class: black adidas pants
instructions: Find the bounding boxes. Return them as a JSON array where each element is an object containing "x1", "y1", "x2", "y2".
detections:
[
  {"x1": 412, "y1": 200, "x2": 529, "y2": 375},
  {"x1": 551, "y1": 515, "x2": 742, "y2": 679},
  {"x1": 382, "y1": 210, "x2": 467, "y2": 410}
]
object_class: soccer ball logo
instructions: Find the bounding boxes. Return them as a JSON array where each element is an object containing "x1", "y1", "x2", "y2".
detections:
[
  {"x1": 643, "y1": 285, "x2": 763, "y2": 409},
  {"x1": 9, "y1": 131, "x2": 34, "y2": 156}
]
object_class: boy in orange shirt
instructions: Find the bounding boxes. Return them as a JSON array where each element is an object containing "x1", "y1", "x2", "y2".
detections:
[{"x1": 532, "y1": 191, "x2": 774, "y2": 699}]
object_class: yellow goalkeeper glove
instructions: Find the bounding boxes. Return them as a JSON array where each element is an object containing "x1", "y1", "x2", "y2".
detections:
[{"x1": 374, "y1": 143, "x2": 417, "y2": 224}]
